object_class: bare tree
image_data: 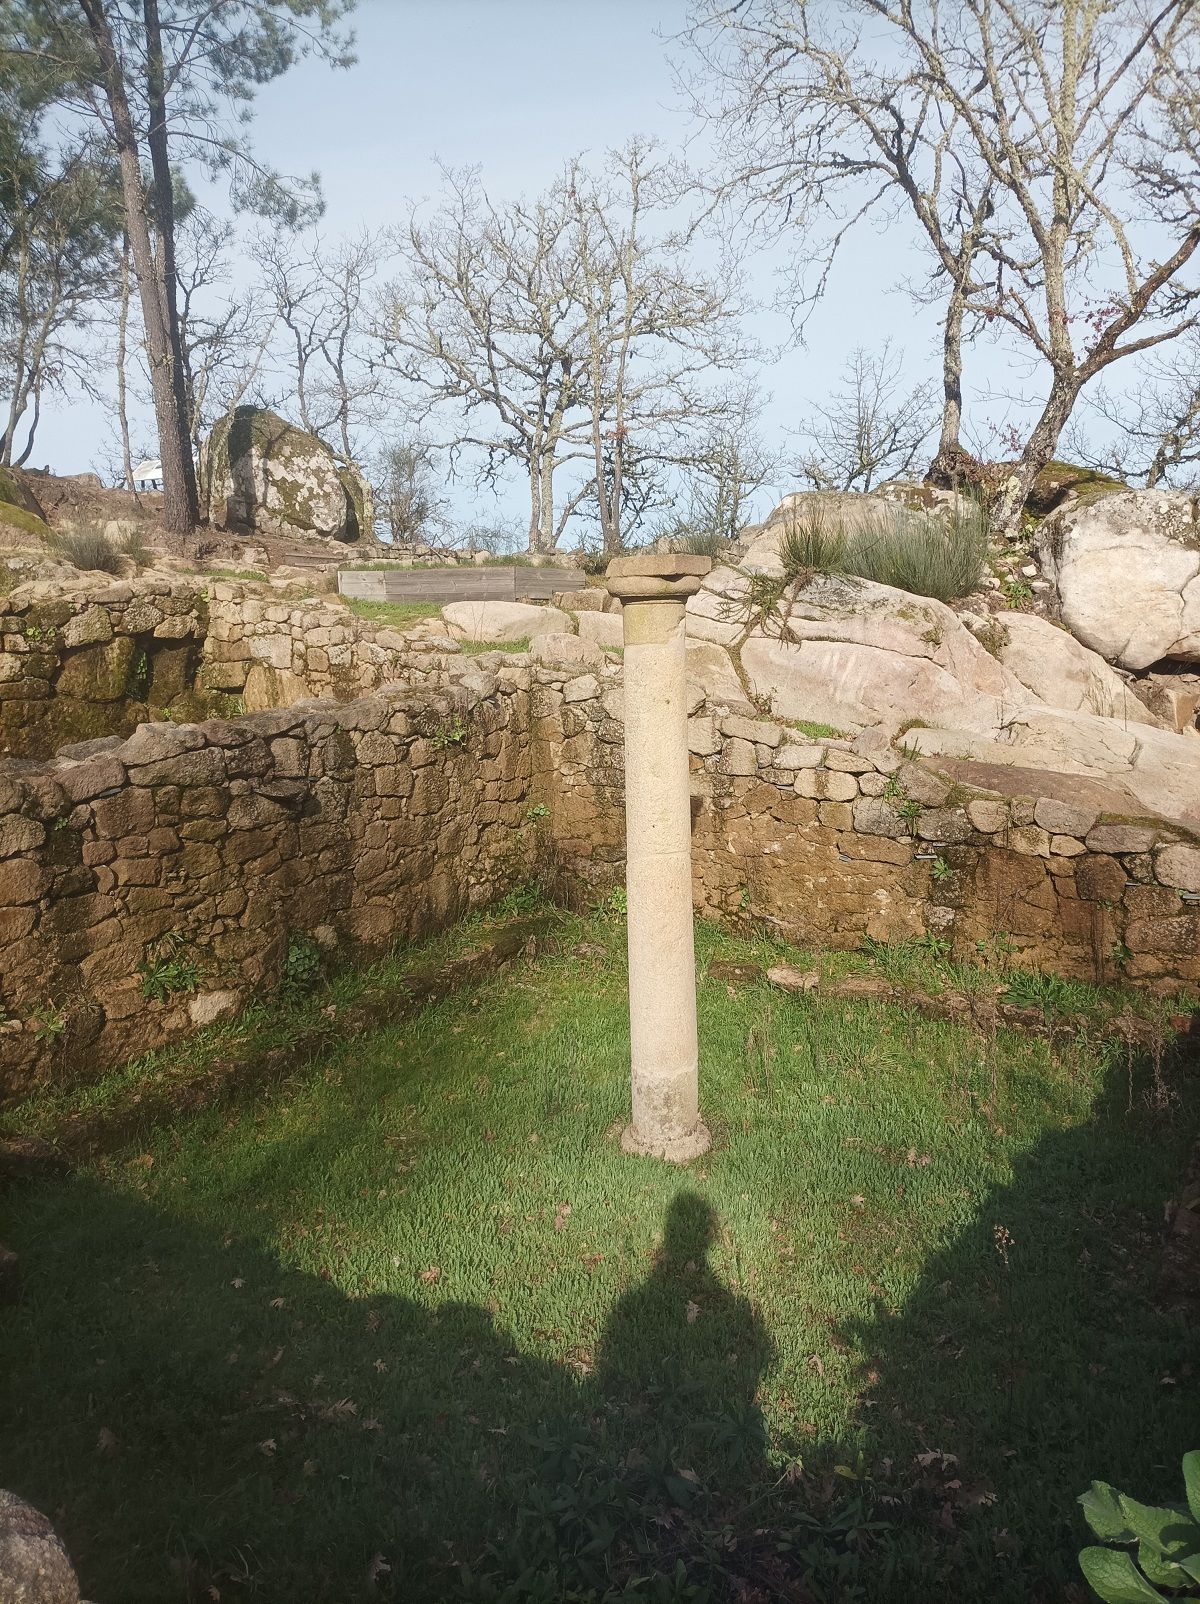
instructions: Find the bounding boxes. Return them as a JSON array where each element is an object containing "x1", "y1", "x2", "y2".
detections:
[
  {"x1": 564, "y1": 140, "x2": 755, "y2": 553},
  {"x1": 686, "y1": 0, "x2": 1200, "y2": 532},
  {"x1": 1067, "y1": 333, "x2": 1200, "y2": 488},
  {"x1": 793, "y1": 341, "x2": 936, "y2": 491},
  {"x1": 373, "y1": 437, "x2": 446, "y2": 546},
  {"x1": 175, "y1": 207, "x2": 276, "y2": 457},
  {"x1": 379, "y1": 144, "x2": 754, "y2": 553},
  {"x1": 261, "y1": 226, "x2": 391, "y2": 461},
  {"x1": 5, "y1": 0, "x2": 353, "y2": 535},
  {"x1": 0, "y1": 152, "x2": 118, "y2": 465},
  {"x1": 378, "y1": 165, "x2": 592, "y2": 553}
]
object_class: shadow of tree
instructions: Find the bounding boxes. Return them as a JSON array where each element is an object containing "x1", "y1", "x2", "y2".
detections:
[{"x1": 2, "y1": 1059, "x2": 1194, "y2": 1604}]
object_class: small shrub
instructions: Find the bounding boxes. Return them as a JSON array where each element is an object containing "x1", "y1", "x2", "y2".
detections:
[
  {"x1": 605, "y1": 884, "x2": 628, "y2": 916},
  {"x1": 139, "y1": 933, "x2": 200, "y2": 1002},
  {"x1": 779, "y1": 503, "x2": 988, "y2": 603},
  {"x1": 579, "y1": 548, "x2": 609, "y2": 577},
  {"x1": 1001, "y1": 574, "x2": 1034, "y2": 610},
  {"x1": 1077, "y1": 1452, "x2": 1200, "y2": 1601},
  {"x1": 430, "y1": 716, "x2": 468, "y2": 749},
  {"x1": 118, "y1": 528, "x2": 153, "y2": 569},
  {"x1": 680, "y1": 527, "x2": 726, "y2": 559},
  {"x1": 30, "y1": 1002, "x2": 67, "y2": 1043},
  {"x1": 48, "y1": 528, "x2": 122, "y2": 574},
  {"x1": 281, "y1": 934, "x2": 322, "y2": 997}
]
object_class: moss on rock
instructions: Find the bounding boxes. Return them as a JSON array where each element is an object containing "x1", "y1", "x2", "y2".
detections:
[
  {"x1": 201, "y1": 406, "x2": 370, "y2": 542},
  {"x1": 1025, "y1": 461, "x2": 1125, "y2": 519}
]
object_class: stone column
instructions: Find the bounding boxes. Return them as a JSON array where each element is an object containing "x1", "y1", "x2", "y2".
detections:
[{"x1": 605, "y1": 554, "x2": 712, "y2": 1162}]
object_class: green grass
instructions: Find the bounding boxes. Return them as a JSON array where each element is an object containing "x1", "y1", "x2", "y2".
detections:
[
  {"x1": 458, "y1": 635, "x2": 531, "y2": 655},
  {"x1": 203, "y1": 566, "x2": 268, "y2": 583},
  {"x1": 779, "y1": 503, "x2": 988, "y2": 603},
  {"x1": 342, "y1": 597, "x2": 444, "y2": 627},
  {"x1": 787, "y1": 717, "x2": 849, "y2": 741},
  {"x1": 1, "y1": 912, "x2": 1194, "y2": 1603}
]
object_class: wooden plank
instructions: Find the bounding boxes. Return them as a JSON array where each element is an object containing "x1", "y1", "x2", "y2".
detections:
[{"x1": 338, "y1": 566, "x2": 590, "y2": 605}]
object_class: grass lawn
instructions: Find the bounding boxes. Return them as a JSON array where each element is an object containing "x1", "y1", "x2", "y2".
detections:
[{"x1": 1, "y1": 907, "x2": 1195, "y2": 1603}]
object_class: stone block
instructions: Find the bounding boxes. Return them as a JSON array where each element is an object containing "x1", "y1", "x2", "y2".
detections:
[
  {"x1": 915, "y1": 808, "x2": 973, "y2": 844},
  {"x1": 824, "y1": 749, "x2": 875, "y2": 773},
  {"x1": 721, "y1": 739, "x2": 758, "y2": 777},
  {"x1": 852, "y1": 797, "x2": 907, "y2": 837},
  {"x1": 1049, "y1": 835, "x2": 1086, "y2": 856},
  {"x1": 967, "y1": 799, "x2": 1008, "y2": 833},
  {"x1": 1086, "y1": 823, "x2": 1160, "y2": 854},
  {"x1": 1006, "y1": 825, "x2": 1051, "y2": 856},
  {"x1": 794, "y1": 768, "x2": 858, "y2": 802},
  {"x1": 775, "y1": 744, "x2": 823, "y2": 771},
  {"x1": 563, "y1": 674, "x2": 600, "y2": 704},
  {"x1": 1033, "y1": 797, "x2": 1099, "y2": 837},
  {"x1": 1075, "y1": 854, "x2": 1126, "y2": 902},
  {"x1": 0, "y1": 815, "x2": 44, "y2": 858},
  {"x1": 720, "y1": 714, "x2": 782, "y2": 747},
  {"x1": 62, "y1": 605, "x2": 113, "y2": 648},
  {"x1": 896, "y1": 762, "x2": 950, "y2": 805},
  {"x1": 1154, "y1": 843, "x2": 1200, "y2": 893},
  {"x1": 689, "y1": 721, "x2": 718, "y2": 757}
]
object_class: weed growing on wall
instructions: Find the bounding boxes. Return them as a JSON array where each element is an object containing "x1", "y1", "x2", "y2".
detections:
[{"x1": 138, "y1": 933, "x2": 201, "y2": 1002}]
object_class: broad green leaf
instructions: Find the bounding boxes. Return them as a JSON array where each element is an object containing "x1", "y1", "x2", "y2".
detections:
[
  {"x1": 1118, "y1": 1494, "x2": 1197, "y2": 1564},
  {"x1": 1080, "y1": 1482, "x2": 1136, "y2": 1542},
  {"x1": 1136, "y1": 1539, "x2": 1186, "y2": 1589},
  {"x1": 1184, "y1": 1452, "x2": 1200, "y2": 1524},
  {"x1": 1078, "y1": 1547, "x2": 1167, "y2": 1604}
]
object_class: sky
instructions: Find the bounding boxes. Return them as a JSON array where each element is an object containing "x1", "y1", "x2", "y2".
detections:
[{"x1": 34, "y1": 0, "x2": 1007, "y2": 528}]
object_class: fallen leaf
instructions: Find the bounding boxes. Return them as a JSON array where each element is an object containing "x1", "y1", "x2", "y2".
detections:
[
  {"x1": 686, "y1": 1300, "x2": 700, "y2": 1324},
  {"x1": 553, "y1": 1202, "x2": 572, "y2": 1232},
  {"x1": 419, "y1": 1266, "x2": 441, "y2": 1284},
  {"x1": 258, "y1": 1438, "x2": 277, "y2": 1456},
  {"x1": 96, "y1": 1427, "x2": 119, "y2": 1456}
]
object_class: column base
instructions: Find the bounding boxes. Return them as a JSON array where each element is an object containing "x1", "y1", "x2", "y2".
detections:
[{"x1": 620, "y1": 1118, "x2": 711, "y2": 1164}]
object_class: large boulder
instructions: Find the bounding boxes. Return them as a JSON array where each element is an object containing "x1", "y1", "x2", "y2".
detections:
[
  {"x1": 967, "y1": 610, "x2": 1161, "y2": 725},
  {"x1": 442, "y1": 600, "x2": 570, "y2": 642},
  {"x1": 0, "y1": 467, "x2": 52, "y2": 545},
  {"x1": 1039, "y1": 489, "x2": 1200, "y2": 669},
  {"x1": 736, "y1": 571, "x2": 1034, "y2": 733},
  {"x1": 712, "y1": 562, "x2": 1200, "y2": 822},
  {"x1": 200, "y1": 407, "x2": 369, "y2": 542}
]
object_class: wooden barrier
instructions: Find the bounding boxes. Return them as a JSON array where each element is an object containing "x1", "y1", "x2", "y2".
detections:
[{"x1": 338, "y1": 565, "x2": 590, "y2": 604}]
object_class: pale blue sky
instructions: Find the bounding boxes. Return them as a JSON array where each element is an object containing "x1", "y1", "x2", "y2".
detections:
[{"x1": 38, "y1": 0, "x2": 1012, "y2": 524}]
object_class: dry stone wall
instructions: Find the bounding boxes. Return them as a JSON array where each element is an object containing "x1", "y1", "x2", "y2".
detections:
[
  {"x1": 535, "y1": 659, "x2": 1200, "y2": 993},
  {"x1": 4, "y1": 615, "x2": 1200, "y2": 1103},
  {"x1": 0, "y1": 666, "x2": 536, "y2": 1100},
  {"x1": 0, "y1": 579, "x2": 212, "y2": 759}
]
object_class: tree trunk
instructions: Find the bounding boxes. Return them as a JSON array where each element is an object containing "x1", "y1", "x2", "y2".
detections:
[
  {"x1": 116, "y1": 234, "x2": 134, "y2": 489},
  {"x1": 991, "y1": 374, "x2": 1080, "y2": 537},
  {"x1": 928, "y1": 281, "x2": 966, "y2": 483},
  {"x1": 142, "y1": 0, "x2": 199, "y2": 528},
  {"x1": 80, "y1": 0, "x2": 198, "y2": 537},
  {"x1": 537, "y1": 447, "x2": 557, "y2": 552},
  {"x1": 526, "y1": 461, "x2": 543, "y2": 552}
]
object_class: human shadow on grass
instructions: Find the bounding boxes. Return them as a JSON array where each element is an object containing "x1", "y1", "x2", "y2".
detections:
[
  {"x1": 4, "y1": 1053, "x2": 1194, "y2": 1604},
  {"x1": 810, "y1": 1049, "x2": 1200, "y2": 1604},
  {"x1": 1, "y1": 1184, "x2": 776, "y2": 1603}
]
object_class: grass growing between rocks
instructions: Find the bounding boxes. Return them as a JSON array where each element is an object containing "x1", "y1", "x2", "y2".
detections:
[
  {"x1": 342, "y1": 597, "x2": 445, "y2": 628},
  {"x1": 1, "y1": 908, "x2": 1196, "y2": 1604}
]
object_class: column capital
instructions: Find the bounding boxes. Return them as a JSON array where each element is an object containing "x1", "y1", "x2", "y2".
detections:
[{"x1": 604, "y1": 554, "x2": 711, "y2": 604}]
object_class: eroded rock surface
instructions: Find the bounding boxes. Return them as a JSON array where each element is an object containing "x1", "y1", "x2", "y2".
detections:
[{"x1": 1039, "y1": 489, "x2": 1200, "y2": 669}]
